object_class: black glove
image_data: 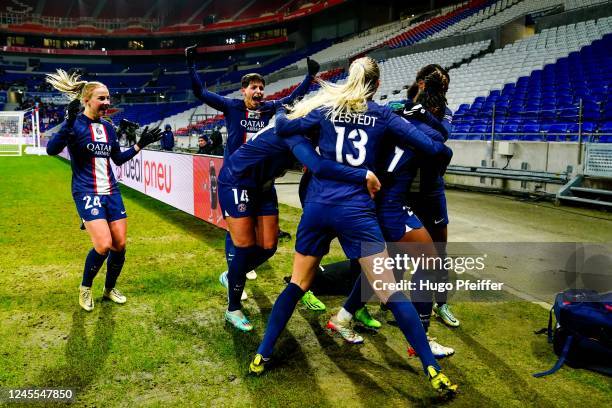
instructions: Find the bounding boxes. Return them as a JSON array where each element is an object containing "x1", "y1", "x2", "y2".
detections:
[
  {"x1": 185, "y1": 44, "x2": 198, "y2": 66},
  {"x1": 136, "y1": 126, "x2": 163, "y2": 149},
  {"x1": 306, "y1": 57, "x2": 320, "y2": 77},
  {"x1": 65, "y1": 99, "x2": 81, "y2": 127}
]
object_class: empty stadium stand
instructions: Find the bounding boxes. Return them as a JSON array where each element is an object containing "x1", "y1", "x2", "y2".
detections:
[
  {"x1": 375, "y1": 40, "x2": 492, "y2": 103},
  {"x1": 447, "y1": 17, "x2": 610, "y2": 110},
  {"x1": 450, "y1": 18, "x2": 611, "y2": 140}
]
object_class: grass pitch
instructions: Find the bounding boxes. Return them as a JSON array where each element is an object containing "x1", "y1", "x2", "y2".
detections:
[{"x1": 0, "y1": 155, "x2": 610, "y2": 407}]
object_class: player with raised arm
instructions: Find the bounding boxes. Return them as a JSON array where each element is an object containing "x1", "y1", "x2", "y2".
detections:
[
  {"x1": 186, "y1": 45, "x2": 326, "y2": 310},
  {"x1": 327, "y1": 73, "x2": 455, "y2": 358},
  {"x1": 217, "y1": 121, "x2": 380, "y2": 331},
  {"x1": 249, "y1": 58, "x2": 457, "y2": 396},
  {"x1": 45, "y1": 70, "x2": 162, "y2": 312}
]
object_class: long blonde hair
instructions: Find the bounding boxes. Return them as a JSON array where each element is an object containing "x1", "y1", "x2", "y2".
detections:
[
  {"x1": 287, "y1": 57, "x2": 380, "y2": 119},
  {"x1": 45, "y1": 69, "x2": 106, "y2": 104}
]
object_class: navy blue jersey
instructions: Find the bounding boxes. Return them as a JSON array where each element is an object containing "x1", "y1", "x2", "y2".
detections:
[
  {"x1": 376, "y1": 117, "x2": 447, "y2": 205},
  {"x1": 189, "y1": 66, "x2": 314, "y2": 160},
  {"x1": 47, "y1": 114, "x2": 138, "y2": 195},
  {"x1": 413, "y1": 107, "x2": 453, "y2": 193},
  {"x1": 275, "y1": 101, "x2": 451, "y2": 209},
  {"x1": 219, "y1": 123, "x2": 366, "y2": 189}
]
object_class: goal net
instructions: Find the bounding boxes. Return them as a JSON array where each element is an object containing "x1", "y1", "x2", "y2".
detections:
[{"x1": 0, "y1": 109, "x2": 41, "y2": 156}]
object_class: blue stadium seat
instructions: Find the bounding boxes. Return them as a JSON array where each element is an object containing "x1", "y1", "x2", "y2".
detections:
[
  {"x1": 501, "y1": 124, "x2": 519, "y2": 133},
  {"x1": 471, "y1": 124, "x2": 488, "y2": 136},
  {"x1": 523, "y1": 133, "x2": 545, "y2": 141},
  {"x1": 522, "y1": 123, "x2": 540, "y2": 133},
  {"x1": 568, "y1": 122, "x2": 596, "y2": 134},
  {"x1": 599, "y1": 121, "x2": 612, "y2": 133},
  {"x1": 549, "y1": 123, "x2": 569, "y2": 133},
  {"x1": 452, "y1": 123, "x2": 471, "y2": 133},
  {"x1": 598, "y1": 135, "x2": 612, "y2": 143}
]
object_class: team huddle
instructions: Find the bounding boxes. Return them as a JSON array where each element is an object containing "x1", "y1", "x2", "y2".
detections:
[{"x1": 47, "y1": 45, "x2": 460, "y2": 396}]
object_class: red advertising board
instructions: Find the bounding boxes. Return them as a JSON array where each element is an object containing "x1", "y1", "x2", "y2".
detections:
[{"x1": 193, "y1": 155, "x2": 227, "y2": 230}]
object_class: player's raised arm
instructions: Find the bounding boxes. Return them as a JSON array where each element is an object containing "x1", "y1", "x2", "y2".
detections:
[
  {"x1": 441, "y1": 106, "x2": 453, "y2": 140},
  {"x1": 274, "y1": 58, "x2": 320, "y2": 108},
  {"x1": 274, "y1": 106, "x2": 322, "y2": 137},
  {"x1": 185, "y1": 44, "x2": 229, "y2": 112},
  {"x1": 109, "y1": 125, "x2": 162, "y2": 165},
  {"x1": 46, "y1": 99, "x2": 80, "y2": 155},
  {"x1": 401, "y1": 103, "x2": 449, "y2": 140},
  {"x1": 387, "y1": 109, "x2": 451, "y2": 158}
]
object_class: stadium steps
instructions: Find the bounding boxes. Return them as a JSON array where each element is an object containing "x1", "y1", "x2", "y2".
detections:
[
  {"x1": 375, "y1": 40, "x2": 491, "y2": 103},
  {"x1": 447, "y1": 17, "x2": 612, "y2": 111},
  {"x1": 557, "y1": 176, "x2": 612, "y2": 208},
  {"x1": 446, "y1": 41, "x2": 494, "y2": 71},
  {"x1": 424, "y1": 0, "x2": 520, "y2": 42},
  {"x1": 385, "y1": 0, "x2": 494, "y2": 49}
]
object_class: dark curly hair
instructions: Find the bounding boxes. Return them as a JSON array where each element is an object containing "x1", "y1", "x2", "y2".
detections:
[{"x1": 406, "y1": 64, "x2": 449, "y2": 119}]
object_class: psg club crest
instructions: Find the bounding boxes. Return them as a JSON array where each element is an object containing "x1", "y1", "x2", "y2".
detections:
[
  {"x1": 91, "y1": 123, "x2": 107, "y2": 142},
  {"x1": 237, "y1": 203, "x2": 247, "y2": 213},
  {"x1": 91, "y1": 208, "x2": 99, "y2": 216}
]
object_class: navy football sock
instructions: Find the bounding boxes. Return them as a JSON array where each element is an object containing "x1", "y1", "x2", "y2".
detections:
[
  {"x1": 105, "y1": 249, "x2": 126, "y2": 289},
  {"x1": 253, "y1": 246, "x2": 277, "y2": 270},
  {"x1": 225, "y1": 233, "x2": 235, "y2": 268},
  {"x1": 82, "y1": 248, "x2": 108, "y2": 287},
  {"x1": 411, "y1": 267, "x2": 433, "y2": 332},
  {"x1": 386, "y1": 291, "x2": 440, "y2": 374},
  {"x1": 343, "y1": 276, "x2": 365, "y2": 316},
  {"x1": 257, "y1": 283, "x2": 305, "y2": 358},
  {"x1": 227, "y1": 245, "x2": 258, "y2": 311},
  {"x1": 434, "y1": 244, "x2": 449, "y2": 306}
]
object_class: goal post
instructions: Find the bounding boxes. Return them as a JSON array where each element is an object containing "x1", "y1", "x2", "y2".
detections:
[
  {"x1": 0, "y1": 108, "x2": 44, "y2": 156},
  {"x1": 0, "y1": 111, "x2": 26, "y2": 156}
]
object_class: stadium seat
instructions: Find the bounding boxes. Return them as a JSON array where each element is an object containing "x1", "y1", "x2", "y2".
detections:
[{"x1": 448, "y1": 16, "x2": 611, "y2": 141}]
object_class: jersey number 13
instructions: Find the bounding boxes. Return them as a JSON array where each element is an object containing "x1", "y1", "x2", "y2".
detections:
[{"x1": 334, "y1": 126, "x2": 368, "y2": 166}]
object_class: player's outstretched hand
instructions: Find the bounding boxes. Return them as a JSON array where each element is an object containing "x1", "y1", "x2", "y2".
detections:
[
  {"x1": 65, "y1": 99, "x2": 81, "y2": 127},
  {"x1": 136, "y1": 126, "x2": 163, "y2": 149},
  {"x1": 185, "y1": 44, "x2": 198, "y2": 66},
  {"x1": 307, "y1": 57, "x2": 320, "y2": 77},
  {"x1": 366, "y1": 170, "x2": 381, "y2": 199}
]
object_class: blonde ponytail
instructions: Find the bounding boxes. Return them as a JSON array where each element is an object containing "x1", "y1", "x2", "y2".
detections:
[
  {"x1": 287, "y1": 57, "x2": 380, "y2": 120},
  {"x1": 45, "y1": 69, "x2": 105, "y2": 103}
]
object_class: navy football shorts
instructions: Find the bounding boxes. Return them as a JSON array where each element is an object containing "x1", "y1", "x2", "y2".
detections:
[
  {"x1": 377, "y1": 203, "x2": 424, "y2": 242},
  {"x1": 73, "y1": 192, "x2": 127, "y2": 223},
  {"x1": 218, "y1": 182, "x2": 279, "y2": 218},
  {"x1": 408, "y1": 190, "x2": 448, "y2": 227},
  {"x1": 295, "y1": 202, "x2": 385, "y2": 259}
]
